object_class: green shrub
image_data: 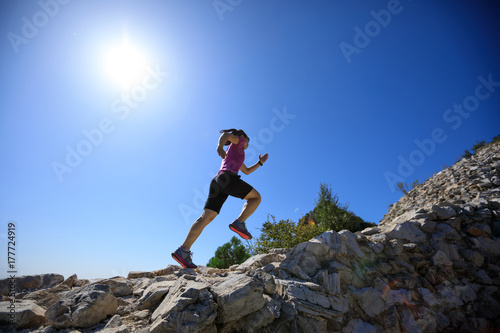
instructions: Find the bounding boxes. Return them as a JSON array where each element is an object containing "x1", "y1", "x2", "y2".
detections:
[
  {"x1": 252, "y1": 184, "x2": 376, "y2": 254},
  {"x1": 207, "y1": 236, "x2": 251, "y2": 269},
  {"x1": 312, "y1": 183, "x2": 371, "y2": 232},
  {"x1": 253, "y1": 216, "x2": 317, "y2": 254}
]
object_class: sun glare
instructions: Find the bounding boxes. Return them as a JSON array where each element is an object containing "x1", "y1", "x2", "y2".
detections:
[{"x1": 103, "y1": 38, "x2": 149, "y2": 91}]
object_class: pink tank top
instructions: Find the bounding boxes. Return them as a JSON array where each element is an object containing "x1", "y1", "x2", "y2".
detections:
[{"x1": 218, "y1": 136, "x2": 245, "y2": 175}]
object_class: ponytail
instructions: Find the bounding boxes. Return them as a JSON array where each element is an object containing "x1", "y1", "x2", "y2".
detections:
[{"x1": 219, "y1": 129, "x2": 249, "y2": 146}]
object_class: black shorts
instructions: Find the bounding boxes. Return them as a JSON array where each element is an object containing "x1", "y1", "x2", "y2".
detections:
[{"x1": 204, "y1": 171, "x2": 253, "y2": 214}]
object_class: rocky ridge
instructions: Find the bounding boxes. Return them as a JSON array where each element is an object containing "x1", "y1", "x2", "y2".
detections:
[{"x1": 1, "y1": 142, "x2": 499, "y2": 332}]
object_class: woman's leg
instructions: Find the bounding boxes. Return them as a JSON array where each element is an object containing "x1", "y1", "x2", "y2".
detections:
[
  {"x1": 182, "y1": 208, "x2": 218, "y2": 250},
  {"x1": 237, "y1": 189, "x2": 261, "y2": 222}
]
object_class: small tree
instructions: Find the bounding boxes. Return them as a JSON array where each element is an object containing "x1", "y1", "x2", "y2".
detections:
[
  {"x1": 472, "y1": 140, "x2": 486, "y2": 152},
  {"x1": 395, "y1": 182, "x2": 409, "y2": 195},
  {"x1": 207, "y1": 236, "x2": 251, "y2": 269},
  {"x1": 253, "y1": 215, "x2": 324, "y2": 254},
  {"x1": 254, "y1": 216, "x2": 298, "y2": 254},
  {"x1": 462, "y1": 140, "x2": 487, "y2": 159},
  {"x1": 312, "y1": 183, "x2": 366, "y2": 232}
]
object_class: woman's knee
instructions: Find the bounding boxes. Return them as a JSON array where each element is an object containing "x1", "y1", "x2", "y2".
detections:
[
  {"x1": 201, "y1": 209, "x2": 218, "y2": 222},
  {"x1": 245, "y1": 189, "x2": 261, "y2": 201}
]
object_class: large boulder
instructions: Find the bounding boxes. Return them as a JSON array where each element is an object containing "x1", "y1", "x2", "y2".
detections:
[
  {"x1": 349, "y1": 287, "x2": 387, "y2": 318},
  {"x1": 385, "y1": 221, "x2": 427, "y2": 243},
  {"x1": 211, "y1": 274, "x2": 266, "y2": 325},
  {"x1": 45, "y1": 284, "x2": 118, "y2": 329},
  {"x1": 0, "y1": 300, "x2": 47, "y2": 329},
  {"x1": 218, "y1": 295, "x2": 281, "y2": 333},
  {"x1": 237, "y1": 253, "x2": 285, "y2": 272},
  {"x1": 101, "y1": 276, "x2": 134, "y2": 297},
  {"x1": 136, "y1": 280, "x2": 174, "y2": 310},
  {"x1": 0, "y1": 274, "x2": 64, "y2": 295},
  {"x1": 277, "y1": 279, "x2": 346, "y2": 318},
  {"x1": 279, "y1": 231, "x2": 345, "y2": 280},
  {"x1": 23, "y1": 283, "x2": 71, "y2": 309},
  {"x1": 432, "y1": 205, "x2": 457, "y2": 220},
  {"x1": 150, "y1": 276, "x2": 217, "y2": 333}
]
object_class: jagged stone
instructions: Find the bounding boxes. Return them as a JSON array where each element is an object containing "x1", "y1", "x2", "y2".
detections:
[
  {"x1": 0, "y1": 300, "x2": 47, "y2": 329},
  {"x1": 136, "y1": 280, "x2": 174, "y2": 310},
  {"x1": 23, "y1": 281, "x2": 71, "y2": 309},
  {"x1": 436, "y1": 223, "x2": 462, "y2": 241},
  {"x1": 437, "y1": 285, "x2": 463, "y2": 309},
  {"x1": 417, "y1": 288, "x2": 441, "y2": 310},
  {"x1": 360, "y1": 227, "x2": 380, "y2": 236},
  {"x1": 237, "y1": 253, "x2": 284, "y2": 272},
  {"x1": 0, "y1": 274, "x2": 64, "y2": 296},
  {"x1": 127, "y1": 271, "x2": 155, "y2": 279},
  {"x1": 385, "y1": 221, "x2": 427, "y2": 243},
  {"x1": 471, "y1": 236, "x2": 500, "y2": 255},
  {"x1": 475, "y1": 270, "x2": 493, "y2": 284},
  {"x1": 280, "y1": 244, "x2": 322, "y2": 280},
  {"x1": 384, "y1": 289, "x2": 412, "y2": 307},
  {"x1": 100, "y1": 314, "x2": 132, "y2": 333},
  {"x1": 314, "y1": 230, "x2": 347, "y2": 255},
  {"x1": 247, "y1": 270, "x2": 277, "y2": 294},
  {"x1": 212, "y1": 274, "x2": 265, "y2": 324},
  {"x1": 350, "y1": 287, "x2": 387, "y2": 317},
  {"x1": 219, "y1": 294, "x2": 280, "y2": 333},
  {"x1": 45, "y1": 284, "x2": 118, "y2": 329},
  {"x1": 400, "y1": 307, "x2": 422, "y2": 333},
  {"x1": 430, "y1": 232, "x2": 461, "y2": 261},
  {"x1": 460, "y1": 249, "x2": 485, "y2": 267},
  {"x1": 316, "y1": 270, "x2": 340, "y2": 294},
  {"x1": 432, "y1": 250, "x2": 453, "y2": 268},
  {"x1": 432, "y1": 205, "x2": 457, "y2": 220},
  {"x1": 101, "y1": 277, "x2": 134, "y2": 297},
  {"x1": 382, "y1": 305, "x2": 401, "y2": 333},
  {"x1": 417, "y1": 219, "x2": 437, "y2": 233},
  {"x1": 150, "y1": 276, "x2": 217, "y2": 333},
  {"x1": 339, "y1": 230, "x2": 364, "y2": 258},
  {"x1": 343, "y1": 318, "x2": 377, "y2": 333},
  {"x1": 277, "y1": 279, "x2": 346, "y2": 318},
  {"x1": 368, "y1": 232, "x2": 388, "y2": 245},
  {"x1": 74, "y1": 278, "x2": 89, "y2": 287},
  {"x1": 100, "y1": 325, "x2": 131, "y2": 333},
  {"x1": 368, "y1": 241, "x2": 384, "y2": 254},
  {"x1": 61, "y1": 274, "x2": 78, "y2": 287}
]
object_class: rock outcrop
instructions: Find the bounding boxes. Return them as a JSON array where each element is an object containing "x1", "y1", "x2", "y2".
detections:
[{"x1": 1, "y1": 142, "x2": 499, "y2": 332}]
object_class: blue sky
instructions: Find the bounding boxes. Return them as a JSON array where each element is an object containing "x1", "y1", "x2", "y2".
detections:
[{"x1": 1, "y1": 0, "x2": 499, "y2": 279}]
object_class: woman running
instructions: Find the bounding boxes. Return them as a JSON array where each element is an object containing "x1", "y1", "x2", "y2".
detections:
[{"x1": 172, "y1": 129, "x2": 269, "y2": 268}]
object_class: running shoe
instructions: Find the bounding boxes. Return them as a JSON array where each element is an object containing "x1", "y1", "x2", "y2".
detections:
[
  {"x1": 229, "y1": 219, "x2": 253, "y2": 240},
  {"x1": 172, "y1": 246, "x2": 197, "y2": 269}
]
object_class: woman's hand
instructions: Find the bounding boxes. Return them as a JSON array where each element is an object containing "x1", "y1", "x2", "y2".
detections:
[
  {"x1": 259, "y1": 153, "x2": 269, "y2": 165},
  {"x1": 217, "y1": 145, "x2": 226, "y2": 159}
]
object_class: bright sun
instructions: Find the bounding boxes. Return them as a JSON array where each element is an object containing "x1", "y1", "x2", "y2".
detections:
[{"x1": 103, "y1": 38, "x2": 149, "y2": 91}]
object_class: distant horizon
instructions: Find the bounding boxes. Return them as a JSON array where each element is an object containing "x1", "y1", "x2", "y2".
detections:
[{"x1": 1, "y1": 0, "x2": 499, "y2": 279}]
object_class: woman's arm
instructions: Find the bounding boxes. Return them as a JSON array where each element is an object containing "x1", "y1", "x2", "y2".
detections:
[
  {"x1": 217, "y1": 133, "x2": 240, "y2": 159},
  {"x1": 240, "y1": 154, "x2": 269, "y2": 175}
]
